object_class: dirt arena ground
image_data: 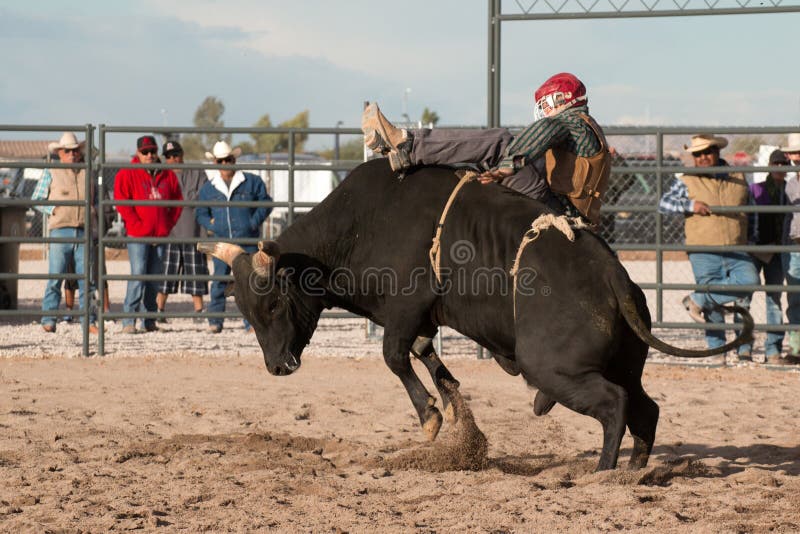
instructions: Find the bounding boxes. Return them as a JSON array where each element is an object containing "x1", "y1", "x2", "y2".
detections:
[
  {"x1": 2, "y1": 355, "x2": 800, "y2": 532},
  {"x1": 3, "y1": 257, "x2": 800, "y2": 531}
]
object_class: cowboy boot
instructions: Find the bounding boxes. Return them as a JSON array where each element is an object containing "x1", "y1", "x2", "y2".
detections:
[
  {"x1": 362, "y1": 102, "x2": 407, "y2": 153},
  {"x1": 363, "y1": 128, "x2": 390, "y2": 155}
]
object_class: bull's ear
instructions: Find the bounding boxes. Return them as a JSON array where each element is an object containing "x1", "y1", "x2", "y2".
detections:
[
  {"x1": 224, "y1": 283, "x2": 236, "y2": 297},
  {"x1": 252, "y1": 240, "x2": 281, "y2": 278}
]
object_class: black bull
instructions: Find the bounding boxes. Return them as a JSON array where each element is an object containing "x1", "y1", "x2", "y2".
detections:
[{"x1": 200, "y1": 159, "x2": 753, "y2": 471}]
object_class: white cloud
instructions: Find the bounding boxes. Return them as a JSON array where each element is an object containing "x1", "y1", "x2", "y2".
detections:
[
  {"x1": 146, "y1": 0, "x2": 485, "y2": 88},
  {"x1": 2, "y1": 1, "x2": 799, "y2": 150}
]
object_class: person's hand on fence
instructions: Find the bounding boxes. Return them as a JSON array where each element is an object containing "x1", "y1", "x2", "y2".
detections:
[{"x1": 693, "y1": 200, "x2": 712, "y2": 216}]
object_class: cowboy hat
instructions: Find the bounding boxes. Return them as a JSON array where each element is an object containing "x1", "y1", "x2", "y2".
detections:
[
  {"x1": 781, "y1": 133, "x2": 800, "y2": 153},
  {"x1": 48, "y1": 132, "x2": 85, "y2": 153},
  {"x1": 683, "y1": 134, "x2": 728, "y2": 153},
  {"x1": 205, "y1": 141, "x2": 242, "y2": 160}
]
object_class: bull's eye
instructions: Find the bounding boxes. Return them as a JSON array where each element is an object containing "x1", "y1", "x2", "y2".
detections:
[{"x1": 268, "y1": 301, "x2": 279, "y2": 314}]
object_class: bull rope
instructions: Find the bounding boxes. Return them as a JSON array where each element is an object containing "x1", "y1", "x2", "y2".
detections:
[
  {"x1": 429, "y1": 170, "x2": 479, "y2": 283},
  {"x1": 510, "y1": 214, "x2": 589, "y2": 318},
  {"x1": 427, "y1": 172, "x2": 589, "y2": 319}
]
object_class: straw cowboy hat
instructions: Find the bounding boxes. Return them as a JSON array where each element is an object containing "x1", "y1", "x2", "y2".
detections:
[
  {"x1": 781, "y1": 133, "x2": 800, "y2": 153},
  {"x1": 48, "y1": 132, "x2": 85, "y2": 153},
  {"x1": 683, "y1": 134, "x2": 728, "y2": 153},
  {"x1": 205, "y1": 140, "x2": 242, "y2": 160}
]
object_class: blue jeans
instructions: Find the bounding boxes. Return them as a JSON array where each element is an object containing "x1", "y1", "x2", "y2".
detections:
[
  {"x1": 756, "y1": 254, "x2": 785, "y2": 356},
  {"x1": 783, "y1": 252, "x2": 800, "y2": 325},
  {"x1": 123, "y1": 242, "x2": 165, "y2": 329},
  {"x1": 208, "y1": 250, "x2": 253, "y2": 330},
  {"x1": 42, "y1": 227, "x2": 96, "y2": 326},
  {"x1": 688, "y1": 252, "x2": 758, "y2": 353}
]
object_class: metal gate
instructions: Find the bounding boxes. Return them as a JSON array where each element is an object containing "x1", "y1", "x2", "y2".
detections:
[{"x1": 1, "y1": 123, "x2": 799, "y2": 358}]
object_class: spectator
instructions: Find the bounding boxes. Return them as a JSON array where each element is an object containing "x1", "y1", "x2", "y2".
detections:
[
  {"x1": 62, "y1": 267, "x2": 77, "y2": 322},
  {"x1": 361, "y1": 72, "x2": 610, "y2": 224},
  {"x1": 31, "y1": 132, "x2": 98, "y2": 334},
  {"x1": 750, "y1": 149, "x2": 789, "y2": 363},
  {"x1": 114, "y1": 135, "x2": 183, "y2": 334},
  {"x1": 781, "y1": 134, "x2": 800, "y2": 359},
  {"x1": 196, "y1": 141, "x2": 271, "y2": 333},
  {"x1": 780, "y1": 133, "x2": 800, "y2": 171},
  {"x1": 155, "y1": 141, "x2": 209, "y2": 322},
  {"x1": 59, "y1": 148, "x2": 112, "y2": 323},
  {"x1": 659, "y1": 134, "x2": 758, "y2": 361}
]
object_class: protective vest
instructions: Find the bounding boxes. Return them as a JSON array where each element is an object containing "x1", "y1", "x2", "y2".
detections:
[
  {"x1": 47, "y1": 168, "x2": 87, "y2": 230},
  {"x1": 544, "y1": 112, "x2": 610, "y2": 224},
  {"x1": 681, "y1": 173, "x2": 749, "y2": 246}
]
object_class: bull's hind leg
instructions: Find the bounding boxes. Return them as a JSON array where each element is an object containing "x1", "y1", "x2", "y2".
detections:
[
  {"x1": 383, "y1": 332, "x2": 443, "y2": 441},
  {"x1": 624, "y1": 384, "x2": 659, "y2": 469},
  {"x1": 411, "y1": 336, "x2": 460, "y2": 423},
  {"x1": 604, "y1": 340, "x2": 660, "y2": 469},
  {"x1": 605, "y1": 368, "x2": 658, "y2": 469},
  {"x1": 523, "y1": 366, "x2": 628, "y2": 471}
]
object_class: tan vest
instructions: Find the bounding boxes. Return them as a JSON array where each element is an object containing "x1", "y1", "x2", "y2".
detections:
[
  {"x1": 544, "y1": 112, "x2": 611, "y2": 224},
  {"x1": 47, "y1": 168, "x2": 86, "y2": 230},
  {"x1": 681, "y1": 173, "x2": 749, "y2": 246}
]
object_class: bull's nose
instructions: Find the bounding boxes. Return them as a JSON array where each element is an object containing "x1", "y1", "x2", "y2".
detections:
[{"x1": 273, "y1": 365, "x2": 286, "y2": 376}]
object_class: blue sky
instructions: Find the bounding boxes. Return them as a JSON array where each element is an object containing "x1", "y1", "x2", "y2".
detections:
[{"x1": 1, "y1": 1, "x2": 797, "y2": 153}]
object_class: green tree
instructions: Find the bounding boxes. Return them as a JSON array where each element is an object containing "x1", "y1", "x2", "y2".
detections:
[
  {"x1": 237, "y1": 141, "x2": 257, "y2": 155},
  {"x1": 181, "y1": 96, "x2": 231, "y2": 160},
  {"x1": 249, "y1": 110, "x2": 310, "y2": 154},
  {"x1": 421, "y1": 107, "x2": 440, "y2": 127},
  {"x1": 249, "y1": 113, "x2": 274, "y2": 154}
]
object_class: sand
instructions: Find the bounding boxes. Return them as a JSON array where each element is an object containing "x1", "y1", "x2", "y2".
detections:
[
  {"x1": 2, "y1": 355, "x2": 800, "y2": 532},
  {"x1": 3, "y1": 257, "x2": 800, "y2": 531}
]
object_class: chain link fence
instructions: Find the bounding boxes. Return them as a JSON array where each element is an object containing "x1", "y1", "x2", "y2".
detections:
[
  {"x1": 0, "y1": 167, "x2": 47, "y2": 238},
  {"x1": 594, "y1": 132, "x2": 795, "y2": 344}
]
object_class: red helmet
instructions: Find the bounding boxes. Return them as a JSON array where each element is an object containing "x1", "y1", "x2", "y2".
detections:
[{"x1": 533, "y1": 72, "x2": 587, "y2": 120}]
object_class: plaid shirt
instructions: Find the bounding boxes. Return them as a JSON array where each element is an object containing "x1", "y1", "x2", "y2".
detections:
[
  {"x1": 31, "y1": 169, "x2": 54, "y2": 215},
  {"x1": 499, "y1": 105, "x2": 603, "y2": 169},
  {"x1": 658, "y1": 166, "x2": 758, "y2": 242},
  {"x1": 658, "y1": 177, "x2": 693, "y2": 214}
]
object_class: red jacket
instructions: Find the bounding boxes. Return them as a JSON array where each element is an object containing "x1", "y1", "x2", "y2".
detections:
[{"x1": 114, "y1": 156, "x2": 183, "y2": 237}]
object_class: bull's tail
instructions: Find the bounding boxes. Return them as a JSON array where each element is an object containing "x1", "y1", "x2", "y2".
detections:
[{"x1": 610, "y1": 266, "x2": 754, "y2": 358}]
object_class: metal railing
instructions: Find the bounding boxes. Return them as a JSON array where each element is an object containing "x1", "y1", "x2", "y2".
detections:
[
  {"x1": 94, "y1": 125, "x2": 364, "y2": 355},
  {"x1": 0, "y1": 124, "x2": 95, "y2": 356},
  {"x1": 3, "y1": 123, "x2": 800, "y2": 359}
]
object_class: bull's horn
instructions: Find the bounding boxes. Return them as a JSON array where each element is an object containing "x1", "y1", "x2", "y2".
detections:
[
  {"x1": 252, "y1": 241, "x2": 281, "y2": 277},
  {"x1": 197, "y1": 242, "x2": 246, "y2": 267}
]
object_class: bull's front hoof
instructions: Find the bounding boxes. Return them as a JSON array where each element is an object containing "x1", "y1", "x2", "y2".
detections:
[{"x1": 422, "y1": 407, "x2": 443, "y2": 442}]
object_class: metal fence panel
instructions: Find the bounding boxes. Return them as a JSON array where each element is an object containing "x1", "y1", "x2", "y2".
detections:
[{"x1": 4, "y1": 124, "x2": 800, "y2": 360}]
